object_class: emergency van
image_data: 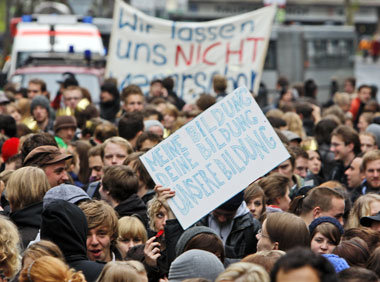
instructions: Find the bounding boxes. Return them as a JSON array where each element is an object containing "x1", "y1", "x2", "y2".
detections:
[{"x1": 8, "y1": 14, "x2": 105, "y2": 77}]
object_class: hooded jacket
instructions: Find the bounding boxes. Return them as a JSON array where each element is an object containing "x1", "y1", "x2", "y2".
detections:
[
  {"x1": 10, "y1": 201, "x2": 42, "y2": 250},
  {"x1": 114, "y1": 193, "x2": 148, "y2": 227},
  {"x1": 198, "y1": 202, "x2": 261, "y2": 259},
  {"x1": 40, "y1": 200, "x2": 104, "y2": 282}
]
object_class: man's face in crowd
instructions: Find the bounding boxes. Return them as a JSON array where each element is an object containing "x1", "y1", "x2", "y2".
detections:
[
  {"x1": 100, "y1": 91, "x2": 114, "y2": 103},
  {"x1": 364, "y1": 159, "x2": 380, "y2": 189},
  {"x1": 212, "y1": 208, "x2": 236, "y2": 226},
  {"x1": 43, "y1": 161, "x2": 69, "y2": 187},
  {"x1": 344, "y1": 80, "x2": 355, "y2": 94},
  {"x1": 27, "y1": 83, "x2": 43, "y2": 99},
  {"x1": 276, "y1": 266, "x2": 320, "y2": 282},
  {"x1": 360, "y1": 135, "x2": 377, "y2": 153},
  {"x1": 150, "y1": 82, "x2": 163, "y2": 97},
  {"x1": 89, "y1": 155, "x2": 104, "y2": 182},
  {"x1": 318, "y1": 197, "x2": 345, "y2": 225},
  {"x1": 124, "y1": 94, "x2": 144, "y2": 113},
  {"x1": 63, "y1": 89, "x2": 82, "y2": 109},
  {"x1": 56, "y1": 127, "x2": 76, "y2": 145},
  {"x1": 345, "y1": 157, "x2": 363, "y2": 189},
  {"x1": 87, "y1": 225, "x2": 112, "y2": 262},
  {"x1": 294, "y1": 157, "x2": 308, "y2": 179},
  {"x1": 330, "y1": 135, "x2": 352, "y2": 162},
  {"x1": 272, "y1": 159, "x2": 293, "y2": 180},
  {"x1": 103, "y1": 143, "x2": 127, "y2": 166},
  {"x1": 32, "y1": 106, "x2": 49, "y2": 123},
  {"x1": 358, "y1": 87, "x2": 372, "y2": 104}
]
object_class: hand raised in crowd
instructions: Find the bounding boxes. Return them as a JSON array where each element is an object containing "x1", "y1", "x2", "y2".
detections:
[
  {"x1": 154, "y1": 185, "x2": 176, "y2": 219},
  {"x1": 144, "y1": 236, "x2": 161, "y2": 267}
]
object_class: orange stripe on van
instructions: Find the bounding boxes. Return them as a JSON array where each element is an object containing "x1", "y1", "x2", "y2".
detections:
[{"x1": 17, "y1": 30, "x2": 101, "y2": 37}]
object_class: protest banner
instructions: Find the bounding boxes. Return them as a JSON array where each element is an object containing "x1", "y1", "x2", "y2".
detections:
[
  {"x1": 140, "y1": 86, "x2": 290, "y2": 229},
  {"x1": 106, "y1": 0, "x2": 276, "y2": 102}
]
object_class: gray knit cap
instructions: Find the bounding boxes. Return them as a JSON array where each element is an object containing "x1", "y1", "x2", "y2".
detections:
[
  {"x1": 144, "y1": 119, "x2": 164, "y2": 132},
  {"x1": 366, "y1": 123, "x2": 380, "y2": 149},
  {"x1": 31, "y1": 95, "x2": 51, "y2": 115},
  {"x1": 43, "y1": 184, "x2": 90, "y2": 208},
  {"x1": 175, "y1": 226, "x2": 220, "y2": 257},
  {"x1": 168, "y1": 249, "x2": 224, "y2": 282}
]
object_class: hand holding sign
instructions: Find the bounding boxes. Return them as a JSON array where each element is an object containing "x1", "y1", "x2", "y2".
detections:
[{"x1": 141, "y1": 86, "x2": 290, "y2": 229}]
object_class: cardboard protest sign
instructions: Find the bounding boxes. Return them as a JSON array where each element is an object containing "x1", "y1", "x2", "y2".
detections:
[
  {"x1": 140, "y1": 86, "x2": 290, "y2": 229},
  {"x1": 106, "y1": 0, "x2": 276, "y2": 102}
]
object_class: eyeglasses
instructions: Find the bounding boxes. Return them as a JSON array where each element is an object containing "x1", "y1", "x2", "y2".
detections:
[
  {"x1": 257, "y1": 229, "x2": 270, "y2": 239},
  {"x1": 27, "y1": 89, "x2": 39, "y2": 93}
]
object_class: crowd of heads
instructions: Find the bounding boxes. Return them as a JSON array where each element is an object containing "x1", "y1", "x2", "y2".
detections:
[{"x1": 0, "y1": 74, "x2": 380, "y2": 281}]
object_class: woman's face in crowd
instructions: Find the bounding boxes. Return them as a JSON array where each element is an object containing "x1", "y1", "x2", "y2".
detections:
[
  {"x1": 360, "y1": 135, "x2": 377, "y2": 153},
  {"x1": 370, "y1": 200, "x2": 380, "y2": 216},
  {"x1": 307, "y1": 150, "x2": 322, "y2": 175},
  {"x1": 7, "y1": 106, "x2": 21, "y2": 123},
  {"x1": 358, "y1": 116, "x2": 369, "y2": 133},
  {"x1": 154, "y1": 206, "x2": 169, "y2": 231},
  {"x1": 163, "y1": 114, "x2": 176, "y2": 129},
  {"x1": 275, "y1": 187, "x2": 291, "y2": 212},
  {"x1": 256, "y1": 220, "x2": 276, "y2": 252},
  {"x1": 247, "y1": 196, "x2": 264, "y2": 219},
  {"x1": 310, "y1": 232, "x2": 336, "y2": 255},
  {"x1": 117, "y1": 236, "x2": 143, "y2": 259}
]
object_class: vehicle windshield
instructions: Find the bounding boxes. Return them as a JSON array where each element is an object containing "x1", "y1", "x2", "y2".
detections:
[{"x1": 12, "y1": 73, "x2": 101, "y2": 104}]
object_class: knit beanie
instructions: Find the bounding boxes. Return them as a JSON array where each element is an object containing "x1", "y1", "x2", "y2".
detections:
[
  {"x1": 366, "y1": 123, "x2": 380, "y2": 149},
  {"x1": 175, "y1": 226, "x2": 219, "y2": 257},
  {"x1": 43, "y1": 184, "x2": 91, "y2": 209},
  {"x1": 1, "y1": 137, "x2": 19, "y2": 162},
  {"x1": 309, "y1": 216, "x2": 344, "y2": 235},
  {"x1": 217, "y1": 191, "x2": 244, "y2": 211},
  {"x1": 168, "y1": 249, "x2": 224, "y2": 282},
  {"x1": 144, "y1": 120, "x2": 164, "y2": 132},
  {"x1": 322, "y1": 254, "x2": 350, "y2": 273},
  {"x1": 31, "y1": 95, "x2": 50, "y2": 115},
  {"x1": 54, "y1": 115, "x2": 77, "y2": 133}
]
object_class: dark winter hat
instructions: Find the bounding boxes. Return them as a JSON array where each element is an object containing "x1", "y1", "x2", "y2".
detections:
[
  {"x1": 57, "y1": 72, "x2": 79, "y2": 88},
  {"x1": 360, "y1": 211, "x2": 380, "y2": 227},
  {"x1": 309, "y1": 216, "x2": 344, "y2": 235},
  {"x1": 101, "y1": 83, "x2": 120, "y2": 99},
  {"x1": 54, "y1": 115, "x2": 77, "y2": 133},
  {"x1": 217, "y1": 191, "x2": 244, "y2": 211},
  {"x1": 43, "y1": 184, "x2": 90, "y2": 209},
  {"x1": 175, "y1": 226, "x2": 219, "y2": 257},
  {"x1": 31, "y1": 95, "x2": 50, "y2": 114}
]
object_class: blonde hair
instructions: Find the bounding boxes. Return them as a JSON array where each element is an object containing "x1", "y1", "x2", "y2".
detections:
[
  {"x1": 283, "y1": 112, "x2": 305, "y2": 139},
  {"x1": 101, "y1": 136, "x2": 133, "y2": 159},
  {"x1": 79, "y1": 200, "x2": 119, "y2": 241},
  {"x1": 215, "y1": 262, "x2": 269, "y2": 282},
  {"x1": 96, "y1": 261, "x2": 142, "y2": 282},
  {"x1": 0, "y1": 216, "x2": 21, "y2": 278},
  {"x1": 6, "y1": 166, "x2": 50, "y2": 211},
  {"x1": 333, "y1": 92, "x2": 350, "y2": 109},
  {"x1": 147, "y1": 197, "x2": 167, "y2": 232},
  {"x1": 123, "y1": 260, "x2": 147, "y2": 277},
  {"x1": 22, "y1": 240, "x2": 64, "y2": 268},
  {"x1": 19, "y1": 256, "x2": 85, "y2": 282},
  {"x1": 118, "y1": 216, "x2": 147, "y2": 243},
  {"x1": 266, "y1": 109, "x2": 284, "y2": 120},
  {"x1": 346, "y1": 193, "x2": 380, "y2": 229}
]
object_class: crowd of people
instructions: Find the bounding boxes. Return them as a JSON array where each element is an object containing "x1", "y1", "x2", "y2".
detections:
[{"x1": 0, "y1": 73, "x2": 379, "y2": 282}]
